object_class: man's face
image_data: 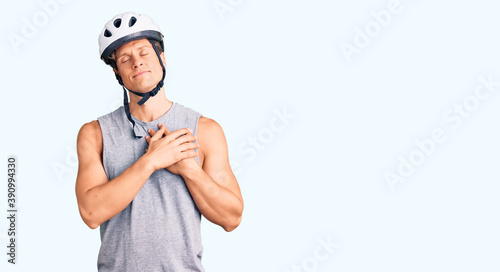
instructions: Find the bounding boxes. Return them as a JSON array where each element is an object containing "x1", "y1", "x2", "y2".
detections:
[{"x1": 114, "y1": 39, "x2": 165, "y2": 93}]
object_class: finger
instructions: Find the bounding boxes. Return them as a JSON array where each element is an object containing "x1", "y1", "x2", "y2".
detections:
[
  {"x1": 174, "y1": 132, "x2": 195, "y2": 140},
  {"x1": 148, "y1": 129, "x2": 156, "y2": 137},
  {"x1": 175, "y1": 128, "x2": 193, "y2": 139},
  {"x1": 158, "y1": 123, "x2": 171, "y2": 136},
  {"x1": 151, "y1": 125, "x2": 166, "y2": 141},
  {"x1": 166, "y1": 128, "x2": 193, "y2": 141},
  {"x1": 145, "y1": 135, "x2": 151, "y2": 144},
  {"x1": 173, "y1": 134, "x2": 197, "y2": 146},
  {"x1": 178, "y1": 150, "x2": 198, "y2": 160},
  {"x1": 177, "y1": 142, "x2": 199, "y2": 152}
]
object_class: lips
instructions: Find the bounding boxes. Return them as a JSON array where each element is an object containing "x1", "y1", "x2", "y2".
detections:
[{"x1": 133, "y1": 71, "x2": 150, "y2": 78}]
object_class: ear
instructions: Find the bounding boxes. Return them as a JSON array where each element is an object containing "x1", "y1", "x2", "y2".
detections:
[
  {"x1": 160, "y1": 52, "x2": 167, "y2": 68},
  {"x1": 114, "y1": 69, "x2": 124, "y2": 85}
]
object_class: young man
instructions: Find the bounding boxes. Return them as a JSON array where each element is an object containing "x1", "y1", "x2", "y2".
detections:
[{"x1": 75, "y1": 12, "x2": 243, "y2": 271}]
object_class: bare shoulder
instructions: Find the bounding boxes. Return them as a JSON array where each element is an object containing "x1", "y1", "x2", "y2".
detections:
[
  {"x1": 198, "y1": 116, "x2": 223, "y2": 134},
  {"x1": 197, "y1": 117, "x2": 227, "y2": 154},
  {"x1": 198, "y1": 117, "x2": 225, "y2": 141},
  {"x1": 77, "y1": 120, "x2": 103, "y2": 155}
]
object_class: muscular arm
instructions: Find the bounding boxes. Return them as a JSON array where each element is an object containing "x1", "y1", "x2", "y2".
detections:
[
  {"x1": 75, "y1": 121, "x2": 197, "y2": 229},
  {"x1": 75, "y1": 121, "x2": 155, "y2": 229},
  {"x1": 180, "y1": 117, "x2": 244, "y2": 232}
]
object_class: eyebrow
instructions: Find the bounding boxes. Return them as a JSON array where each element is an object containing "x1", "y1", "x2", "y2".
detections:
[{"x1": 116, "y1": 45, "x2": 152, "y2": 59}]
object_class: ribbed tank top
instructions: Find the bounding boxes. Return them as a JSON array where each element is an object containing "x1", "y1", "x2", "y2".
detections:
[{"x1": 96, "y1": 102, "x2": 205, "y2": 272}]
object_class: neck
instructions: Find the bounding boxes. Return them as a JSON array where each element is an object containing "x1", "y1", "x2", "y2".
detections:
[{"x1": 128, "y1": 87, "x2": 172, "y2": 122}]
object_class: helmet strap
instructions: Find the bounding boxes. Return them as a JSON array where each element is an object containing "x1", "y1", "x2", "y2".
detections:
[
  {"x1": 127, "y1": 38, "x2": 166, "y2": 105},
  {"x1": 122, "y1": 86, "x2": 141, "y2": 138},
  {"x1": 114, "y1": 38, "x2": 167, "y2": 138}
]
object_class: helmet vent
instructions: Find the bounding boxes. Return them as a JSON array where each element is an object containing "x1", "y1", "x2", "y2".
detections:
[
  {"x1": 129, "y1": 16, "x2": 137, "y2": 27},
  {"x1": 113, "y1": 18, "x2": 122, "y2": 28},
  {"x1": 104, "y1": 29, "x2": 112, "y2": 37}
]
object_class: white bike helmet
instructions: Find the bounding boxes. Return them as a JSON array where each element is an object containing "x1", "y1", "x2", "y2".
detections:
[
  {"x1": 98, "y1": 12, "x2": 167, "y2": 138},
  {"x1": 99, "y1": 12, "x2": 164, "y2": 66}
]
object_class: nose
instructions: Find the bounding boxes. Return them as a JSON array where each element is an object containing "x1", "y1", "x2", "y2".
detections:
[{"x1": 132, "y1": 55, "x2": 144, "y2": 69}]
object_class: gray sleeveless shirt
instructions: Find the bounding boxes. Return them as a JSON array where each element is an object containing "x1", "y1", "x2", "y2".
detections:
[{"x1": 96, "y1": 102, "x2": 205, "y2": 272}]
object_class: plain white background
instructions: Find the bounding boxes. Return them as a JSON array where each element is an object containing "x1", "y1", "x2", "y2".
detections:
[{"x1": 1, "y1": 0, "x2": 500, "y2": 271}]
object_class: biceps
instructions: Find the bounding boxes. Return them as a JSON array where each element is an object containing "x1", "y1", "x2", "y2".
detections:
[
  {"x1": 203, "y1": 154, "x2": 240, "y2": 197},
  {"x1": 75, "y1": 147, "x2": 108, "y2": 202},
  {"x1": 198, "y1": 117, "x2": 241, "y2": 198}
]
